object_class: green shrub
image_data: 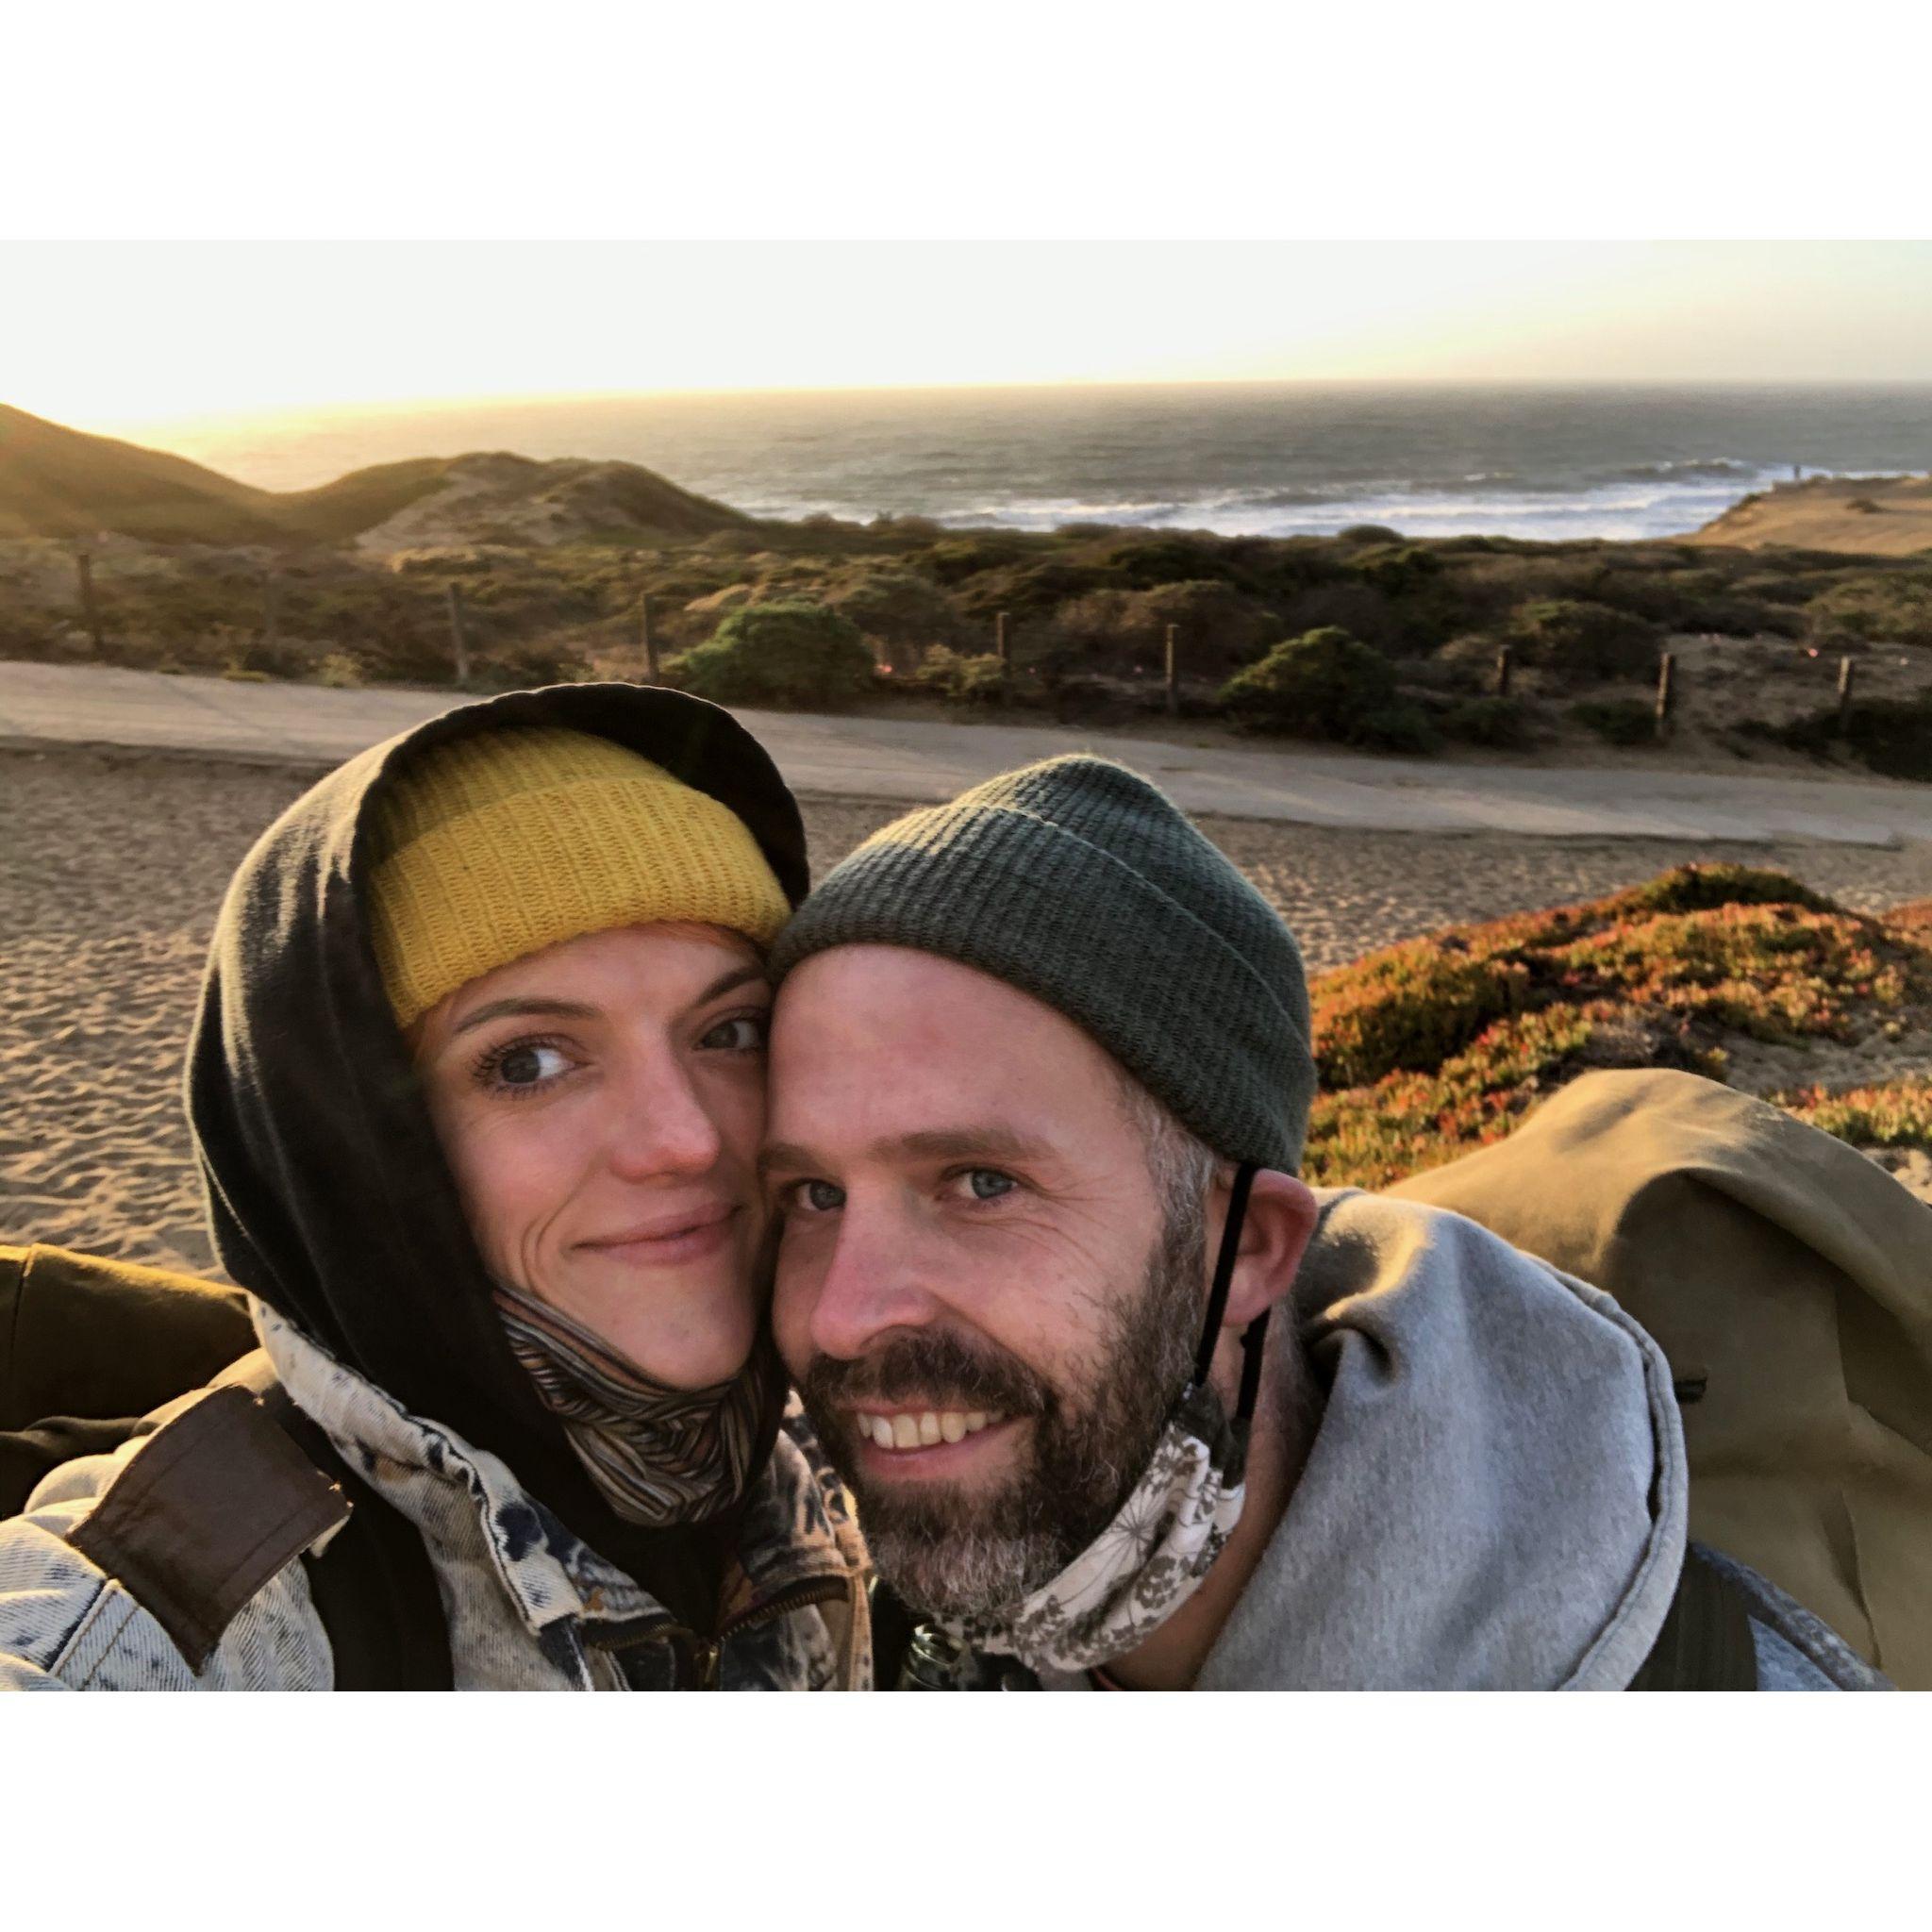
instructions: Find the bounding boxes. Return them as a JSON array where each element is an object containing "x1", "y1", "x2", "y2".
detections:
[
  {"x1": 908, "y1": 645, "x2": 1008, "y2": 705},
  {"x1": 822, "y1": 569, "x2": 962, "y2": 657},
  {"x1": 1737, "y1": 570, "x2": 1826, "y2": 608},
  {"x1": 1349, "y1": 543, "x2": 1443, "y2": 598},
  {"x1": 1804, "y1": 573, "x2": 1932, "y2": 649},
  {"x1": 1442, "y1": 695, "x2": 1533, "y2": 748},
  {"x1": 1434, "y1": 632, "x2": 1510, "y2": 683},
  {"x1": 1106, "y1": 538, "x2": 1241, "y2": 590},
  {"x1": 315, "y1": 652, "x2": 363, "y2": 688},
  {"x1": 1219, "y1": 627, "x2": 1406, "y2": 744},
  {"x1": 1788, "y1": 698, "x2": 1932, "y2": 781},
  {"x1": 1273, "y1": 582, "x2": 1400, "y2": 651},
  {"x1": 1051, "y1": 578, "x2": 1270, "y2": 677},
  {"x1": 1509, "y1": 599, "x2": 1659, "y2": 681},
  {"x1": 1338, "y1": 524, "x2": 1402, "y2": 544},
  {"x1": 1569, "y1": 698, "x2": 1656, "y2": 745},
  {"x1": 1354, "y1": 701, "x2": 1443, "y2": 755},
  {"x1": 1445, "y1": 555, "x2": 1610, "y2": 624},
  {"x1": 953, "y1": 558, "x2": 1127, "y2": 622},
  {"x1": 1617, "y1": 864, "x2": 1830, "y2": 918},
  {"x1": 673, "y1": 600, "x2": 875, "y2": 708},
  {"x1": 1843, "y1": 700, "x2": 1932, "y2": 779},
  {"x1": 924, "y1": 535, "x2": 1034, "y2": 585}
]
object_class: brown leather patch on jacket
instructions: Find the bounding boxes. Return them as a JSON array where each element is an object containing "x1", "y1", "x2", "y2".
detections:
[{"x1": 68, "y1": 1385, "x2": 350, "y2": 1671}]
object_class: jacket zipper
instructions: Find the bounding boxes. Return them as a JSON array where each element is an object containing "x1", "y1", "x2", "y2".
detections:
[
  {"x1": 587, "y1": 1574, "x2": 851, "y2": 1690},
  {"x1": 690, "y1": 1575, "x2": 852, "y2": 1689}
]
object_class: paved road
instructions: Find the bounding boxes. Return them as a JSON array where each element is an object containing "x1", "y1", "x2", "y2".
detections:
[{"x1": 5, "y1": 658, "x2": 1931, "y2": 847}]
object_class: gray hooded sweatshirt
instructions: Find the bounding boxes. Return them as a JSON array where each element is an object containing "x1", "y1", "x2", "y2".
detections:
[{"x1": 1076, "y1": 1191, "x2": 1881, "y2": 1690}]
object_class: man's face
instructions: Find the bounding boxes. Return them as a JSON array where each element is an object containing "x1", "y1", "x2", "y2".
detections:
[{"x1": 765, "y1": 946, "x2": 1206, "y2": 1617}]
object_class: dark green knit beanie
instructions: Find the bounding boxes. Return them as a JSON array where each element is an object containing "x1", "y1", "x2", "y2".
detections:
[{"x1": 769, "y1": 755, "x2": 1317, "y2": 1173}]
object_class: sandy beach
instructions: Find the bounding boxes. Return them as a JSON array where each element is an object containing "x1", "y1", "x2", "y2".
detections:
[{"x1": 7, "y1": 741, "x2": 1932, "y2": 1277}]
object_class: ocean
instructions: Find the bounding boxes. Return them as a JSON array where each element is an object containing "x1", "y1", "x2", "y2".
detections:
[{"x1": 138, "y1": 382, "x2": 1932, "y2": 544}]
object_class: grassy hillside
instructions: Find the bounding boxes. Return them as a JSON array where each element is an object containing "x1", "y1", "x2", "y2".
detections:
[
  {"x1": 272, "y1": 457, "x2": 466, "y2": 542},
  {"x1": 0, "y1": 404, "x2": 288, "y2": 543},
  {"x1": 0, "y1": 406, "x2": 753, "y2": 548},
  {"x1": 1686, "y1": 474, "x2": 1932, "y2": 558}
]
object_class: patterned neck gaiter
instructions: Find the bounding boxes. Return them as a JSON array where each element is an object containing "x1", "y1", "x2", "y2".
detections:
[
  {"x1": 936, "y1": 1376, "x2": 1250, "y2": 1674},
  {"x1": 930, "y1": 1162, "x2": 1271, "y2": 1680},
  {"x1": 494, "y1": 1280, "x2": 784, "y2": 1528}
]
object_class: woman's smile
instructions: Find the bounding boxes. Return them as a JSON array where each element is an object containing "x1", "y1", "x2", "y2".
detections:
[{"x1": 575, "y1": 1200, "x2": 742, "y2": 1266}]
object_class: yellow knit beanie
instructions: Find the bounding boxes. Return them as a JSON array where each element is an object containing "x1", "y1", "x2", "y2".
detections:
[{"x1": 367, "y1": 726, "x2": 792, "y2": 1027}]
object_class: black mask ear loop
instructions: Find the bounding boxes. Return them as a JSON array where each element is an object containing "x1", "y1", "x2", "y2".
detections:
[{"x1": 1191, "y1": 1162, "x2": 1270, "y2": 1445}]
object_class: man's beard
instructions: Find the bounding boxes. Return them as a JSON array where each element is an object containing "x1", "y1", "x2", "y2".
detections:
[{"x1": 797, "y1": 1195, "x2": 1208, "y2": 1621}]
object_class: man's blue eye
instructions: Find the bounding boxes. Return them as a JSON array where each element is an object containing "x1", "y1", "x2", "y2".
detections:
[
  {"x1": 967, "y1": 1169, "x2": 1016, "y2": 1201},
  {"x1": 800, "y1": 1180, "x2": 845, "y2": 1213}
]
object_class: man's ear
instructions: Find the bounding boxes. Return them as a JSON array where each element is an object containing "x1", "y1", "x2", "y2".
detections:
[{"x1": 1218, "y1": 1168, "x2": 1319, "y2": 1331}]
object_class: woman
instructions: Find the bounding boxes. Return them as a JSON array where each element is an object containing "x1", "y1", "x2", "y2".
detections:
[{"x1": 0, "y1": 683, "x2": 869, "y2": 1690}]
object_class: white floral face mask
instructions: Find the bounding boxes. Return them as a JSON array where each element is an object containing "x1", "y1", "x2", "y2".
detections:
[{"x1": 929, "y1": 1164, "x2": 1270, "y2": 1679}]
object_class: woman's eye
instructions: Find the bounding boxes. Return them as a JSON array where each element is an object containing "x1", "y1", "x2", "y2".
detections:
[
  {"x1": 791, "y1": 1179, "x2": 845, "y2": 1215},
  {"x1": 485, "y1": 1042, "x2": 575, "y2": 1091},
  {"x1": 963, "y1": 1169, "x2": 1017, "y2": 1202},
  {"x1": 700, "y1": 1013, "x2": 769, "y2": 1052}
]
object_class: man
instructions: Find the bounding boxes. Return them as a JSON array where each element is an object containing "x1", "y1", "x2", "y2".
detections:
[{"x1": 759, "y1": 754, "x2": 1886, "y2": 1689}]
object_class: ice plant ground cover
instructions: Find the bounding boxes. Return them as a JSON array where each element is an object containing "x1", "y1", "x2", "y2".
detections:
[{"x1": 1304, "y1": 864, "x2": 1932, "y2": 1189}]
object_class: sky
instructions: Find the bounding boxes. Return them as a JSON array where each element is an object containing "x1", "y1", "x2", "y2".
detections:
[{"x1": 6, "y1": 241, "x2": 1932, "y2": 436}]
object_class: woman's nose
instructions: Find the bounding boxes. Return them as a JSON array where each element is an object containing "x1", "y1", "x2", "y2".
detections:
[{"x1": 606, "y1": 1056, "x2": 724, "y2": 1181}]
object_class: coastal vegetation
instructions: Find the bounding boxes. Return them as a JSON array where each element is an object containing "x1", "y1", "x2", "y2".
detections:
[
  {"x1": 7, "y1": 402, "x2": 1932, "y2": 779},
  {"x1": 1302, "y1": 864, "x2": 1932, "y2": 1190},
  {"x1": 673, "y1": 600, "x2": 875, "y2": 708}
]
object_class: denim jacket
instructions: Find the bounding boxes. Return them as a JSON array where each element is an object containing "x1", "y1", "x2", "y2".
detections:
[{"x1": 0, "y1": 1301, "x2": 871, "y2": 1691}]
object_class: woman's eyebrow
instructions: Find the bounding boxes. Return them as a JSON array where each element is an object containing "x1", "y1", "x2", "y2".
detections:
[
  {"x1": 691, "y1": 963, "x2": 771, "y2": 1007},
  {"x1": 449, "y1": 996, "x2": 599, "y2": 1037}
]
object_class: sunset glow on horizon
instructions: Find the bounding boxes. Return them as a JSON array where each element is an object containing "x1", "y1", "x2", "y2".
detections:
[{"x1": 5, "y1": 241, "x2": 1931, "y2": 447}]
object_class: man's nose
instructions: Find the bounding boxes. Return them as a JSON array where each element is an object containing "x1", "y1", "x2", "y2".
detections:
[
  {"x1": 607, "y1": 1053, "x2": 724, "y2": 1181},
  {"x1": 799, "y1": 1197, "x2": 942, "y2": 1363}
]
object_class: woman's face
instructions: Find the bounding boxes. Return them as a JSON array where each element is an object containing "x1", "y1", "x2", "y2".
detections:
[{"x1": 412, "y1": 922, "x2": 771, "y2": 1390}]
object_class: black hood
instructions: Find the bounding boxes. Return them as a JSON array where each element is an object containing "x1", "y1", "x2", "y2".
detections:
[{"x1": 184, "y1": 683, "x2": 808, "y2": 1599}]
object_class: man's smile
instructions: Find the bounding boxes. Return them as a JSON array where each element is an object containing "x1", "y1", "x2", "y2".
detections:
[
  {"x1": 854, "y1": 1405, "x2": 1005, "y2": 1448},
  {"x1": 845, "y1": 1407, "x2": 1025, "y2": 1478}
]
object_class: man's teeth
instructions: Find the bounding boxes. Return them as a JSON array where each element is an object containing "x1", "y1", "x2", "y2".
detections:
[{"x1": 859, "y1": 1409, "x2": 998, "y2": 1450}]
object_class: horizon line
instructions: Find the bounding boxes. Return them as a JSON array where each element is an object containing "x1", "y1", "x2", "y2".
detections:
[{"x1": 74, "y1": 370, "x2": 1932, "y2": 433}]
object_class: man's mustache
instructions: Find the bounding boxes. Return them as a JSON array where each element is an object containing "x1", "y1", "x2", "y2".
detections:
[{"x1": 800, "y1": 1329, "x2": 1052, "y2": 1424}]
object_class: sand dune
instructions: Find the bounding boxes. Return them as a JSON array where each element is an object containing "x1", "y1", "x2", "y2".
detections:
[{"x1": 1687, "y1": 474, "x2": 1932, "y2": 557}]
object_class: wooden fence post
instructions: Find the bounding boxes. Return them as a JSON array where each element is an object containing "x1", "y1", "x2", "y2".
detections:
[
  {"x1": 1493, "y1": 644, "x2": 1512, "y2": 698},
  {"x1": 995, "y1": 610, "x2": 1011, "y2": 703},
  {"x1": 1654, "y1": 651, "x2": 1675, "y2": 741},
  {"x1": 639, "y1": 591, "x2": 658, "y2": 681},
  {"x1": 446, "y1": 583, "x2": 473, "y2": 688},
  {"x1": 75, "y1": 549, "x2": 103, "y2": 655},
  {"x1": 1163, "y1": 624, "x2": 1180, "y2": 715},
  {"x1": 1836, "y1": 654, "x2": 1857, "y2": 734}
]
